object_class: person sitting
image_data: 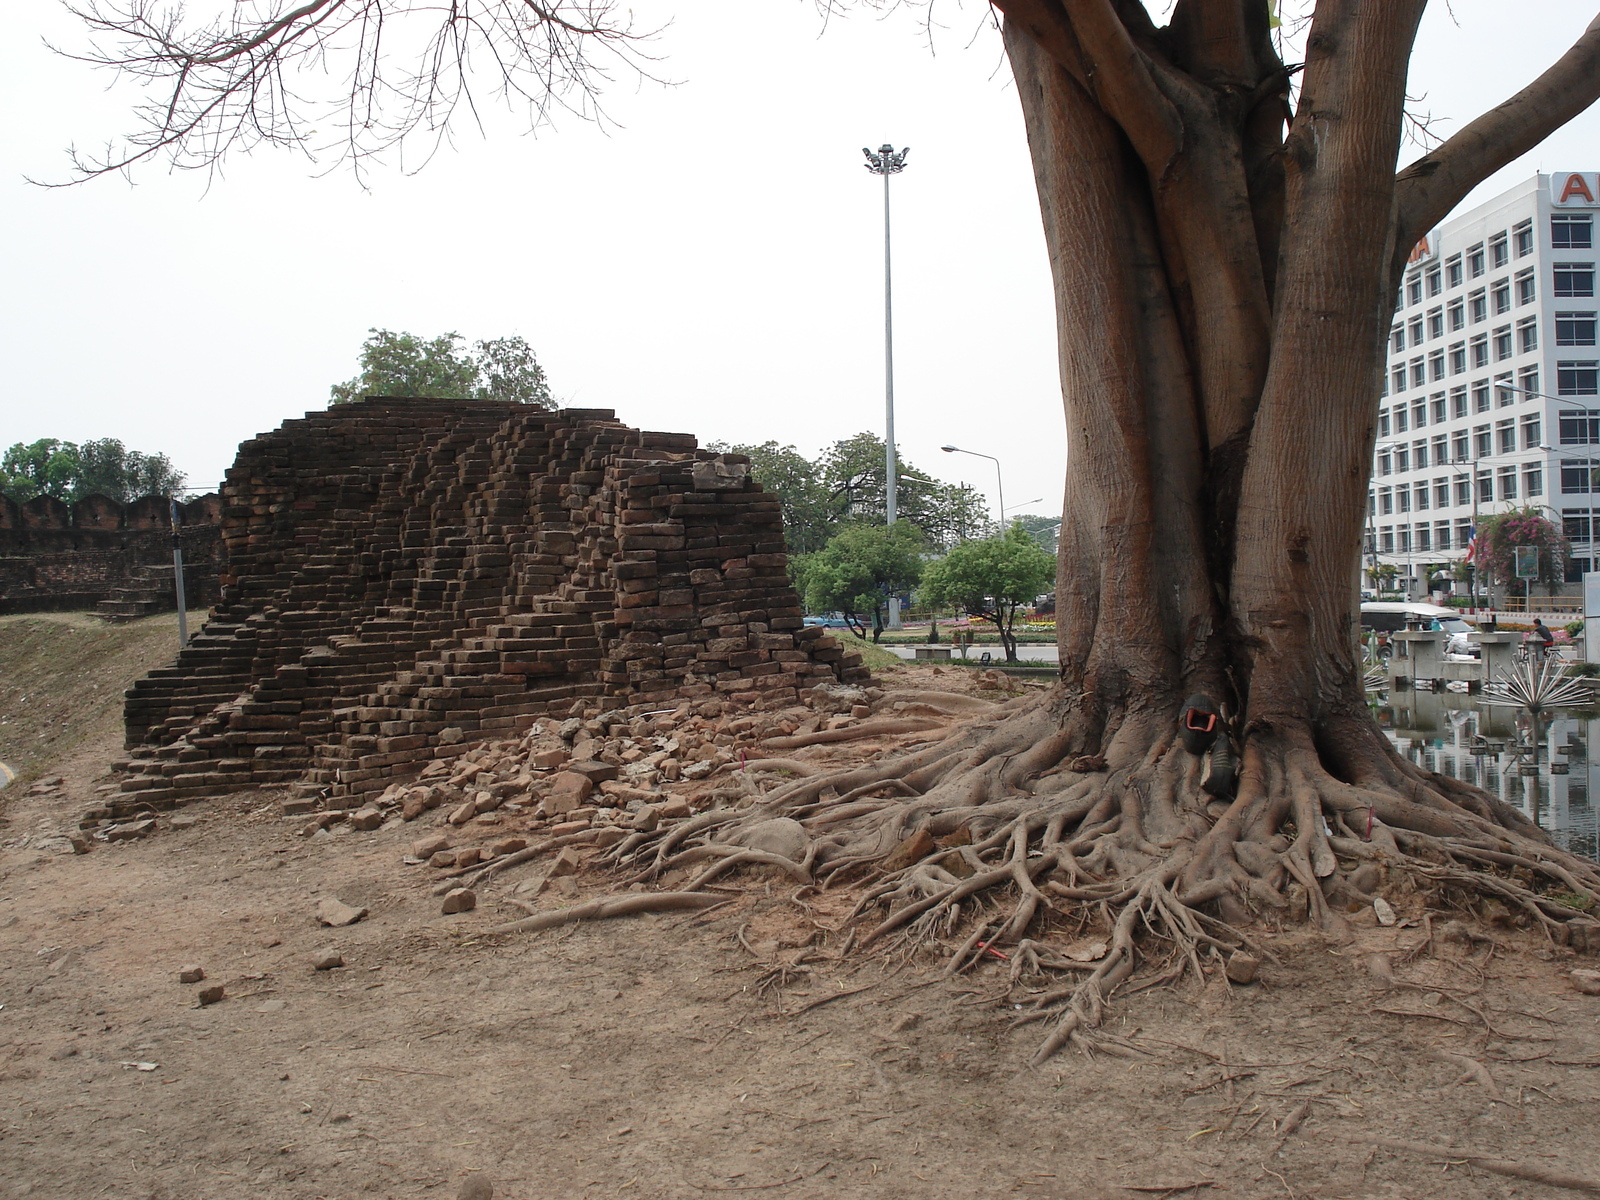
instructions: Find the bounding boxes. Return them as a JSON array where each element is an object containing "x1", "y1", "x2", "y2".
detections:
[{"x1": 1527, "y1": 618, "x2": 1556, "y2": 661}]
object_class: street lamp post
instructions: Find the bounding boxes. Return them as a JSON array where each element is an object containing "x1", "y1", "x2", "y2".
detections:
[
  {"x1": 941, "y1": 444, "x2": 1005, "y2": 533},
  {"x1": 863, "y1": 143, "x2": 909, "y2": 630}
]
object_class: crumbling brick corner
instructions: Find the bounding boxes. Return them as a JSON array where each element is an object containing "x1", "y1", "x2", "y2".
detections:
[{"x1": 107, "y1": 399, "x2": 868, "y2": 816}]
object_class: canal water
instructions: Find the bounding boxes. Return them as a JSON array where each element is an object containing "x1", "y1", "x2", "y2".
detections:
[{"x1": 1381, "y1": 689, "x2": 1599, "y2": 860}]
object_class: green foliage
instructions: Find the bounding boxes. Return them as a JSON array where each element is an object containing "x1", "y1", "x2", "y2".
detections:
[
  {"x1": 918, "y1": 522, "x2": 1056, "y2": 662},
  {"x1": 793, "y1": 522, "x2": 926, "y2": 639},
  {"x1": 712, "y1": 431, "x2": 992, "y2": 557},
  {"x1": 1567, "y1": 620, "x2": 1586, "y2": 639},
  {"x1": 1014, "y1": 513, "x2": 1062, "y2": 554},
  {"x1": 0, "y1": 438, "x2": 186, "y2": 505},
  {"x1": 1476, "y1": 507, "x2": 1569, "y2": 588},
  {"x1": 330, "y1": 329, "x2": 552, "y2": 407}
]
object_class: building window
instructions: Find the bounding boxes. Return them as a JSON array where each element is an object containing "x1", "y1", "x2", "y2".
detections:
[
  {"x1": 1520, "y1": 366, "x2": 1540, "y2": 401},
  {"x1": 1448, "y1": 342, "x2": 1465, "y2": 374},
  {"x1": 1391, "y1": 325, "x2": 1405, "y2": 353},
  {"x1": 1432, "y1": 397, "x2": 1447, "y2": 425},
  {"x1": 1427, "y1": 306, "x2": 1444, "y2": 339},
  {"x1": 1490, "y1": 232, "x2": 1509, "y2": 268},
  {"x1": 1492, "y1": 278, "x2": 1511, "y2": 314},
  {"x1": 1455, "y1": 479, "x2": 1472, "y2": 507},
  {"x1": 1522, "y1": 414, "x2": 1541, "y2": 448},
  {"x1": 1428, "y1": 351, "x2": 1445, "y2": 380},
  {"x1": 1563, "y1": 460, "x2": 1600, "y2": 494},
  {"x1": 1495, "y1": 372, "x2": 1515, "y2": 406},
  {"x1": 1409, "y1": 317, "x2": 1425, "y2": 345},
  {"x1": 1559, "y1": 360, "x2": 1600, "y2": 396},
  {"x1": 1473, "y1": 425, "x2": 1492, "y2": 457},
  {"x1": 1434, "y1": 477, "x2": 1450, "y2": 507},
  {"x1": 1450, "y1": 386, "x2": 1468, "y2": 419},
  {"x1": 1446, "y1": 254, "x2": 1463, "y2": 288},
  {"x1": 1397, "y1": 487, "x2": 1411, "y2": 513},
  {"x1": 1452, "y1": 430, "x2": 1469, "y2": 460},
  {"x1": 1415, "y1": 438, "x2": 1430, "y2": 467},
  {"x1": 1493, "y1": 326, "x2": 1513, "y2": 361},
  {"x1": 1468, "y1": 243, "x2": 1486, "y2": 277},
  {"x1": 1565, "y1": 509, "x2": 1592, "y2": 542},
  {"x1": 1392, "y1": 365, "x2": 1407, "y2": 393},
  {"x1": 1428, "y1": 266, "x2": 1443, "y2": 297},
  {"x1": 1555, "y1": 263, "x2": 1596, "y2": 298},
  {"x1": 1478, "y1": 472, "x2": 1494, "y2": 504},
  {"x1": 1380, "y1": 528, "x2": 1395, "y2": 554},
  {"x1": 1400, "y1": 528, "x2": 1414, "y2": 553},
  {"x1": 1411, "y1": 357, "x2": 1426, "y2": 388},
  {"x1": 1570, "y1": 557, "x2": 1594, "y2": 584},
  {"x1": 1417, "y1": 526, "x2": 1433, "y2": 551},
  {"x1": 1472, "y1": 380, "x2": 1491, "y2": 412},
  {"x1": 1469, "y1": 288, "x2": 1487, "y2": 323},
  {"x1": 1517, "y1": 317, "x2": 1538, "y2": 353},
  {"x1": 1516, "y1": 268, "x2": 1537, "y2": 305},
  {"x1": 1408, "y1": 274, "x2": 1424, "y2": 305},
  {"x1": 1526, "y1": 465, "x2": 1543, "y2": 498},
  {"x1": 1448, "y1": 298, "x2": 1465, "y2": 330},
  {"x1": 1515, "y1": 220, "x2": 1534, "y2": 258},
  {"x1": 1557, "y1": 311, "x2": 1598, "y2": 346},
  {"x1": 1412, "y1": 402, "x2": 1427, "y2": 429},
  {"x1": 1395, "y1": 447, "x2": 1411, "y2": 472},
  {"x1": 1379, "y1": 488, "x2": 1393, "y2": 515},
  {"x1": 1499, "y1": 467, "x2": 1518, "y2": 500},
  {"x1": 1560, "y1": 408, "x2": 1600, "y2": 444},
  {"x1": 1377, "y1": 452, "x2": 1392, "y2": 476},
  {"x1": 1553, "y1": 213, "x2": 1594, "y2": 250},
  {"x1": 1496, "y1": 419, "x2": 1516, "y2": 455},
  {"x1": 1436, "y1": 521, "x2": 1453, "y2": 550},
  {"x1": 1415, "y1": 480, "x2": 1430, "y2": 511},
  {"x1": 1378, "y1": 409, "x2": 1391, "y2": 438},
  {"x1": 1470, "y1": 334, "x2": 1489, "y2": 368}
]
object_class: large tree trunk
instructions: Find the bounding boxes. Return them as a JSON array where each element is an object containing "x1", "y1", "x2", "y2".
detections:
[{"x1": 610, "y1": 1, "x2": 1600, "y2": 1063}]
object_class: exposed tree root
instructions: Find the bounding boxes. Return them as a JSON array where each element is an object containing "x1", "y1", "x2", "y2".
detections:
[
  {"x1": 1321, "y1": 1130, "x2": 1600, "y2": 1193},
  {"x1": 758, "y1": 717, "x2": 946, "y2": 750},
  {"x1": 598, "y1": 684, "x2": 1600, "y2": 1065},
  {"x1": 483, "y1": 891, "x2": 725, "y2": 935}
]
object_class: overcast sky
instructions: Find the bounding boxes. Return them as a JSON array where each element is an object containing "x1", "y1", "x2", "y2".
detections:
[{"x1": 4, "y1": 2, "x2": 1599, "y2": 523}]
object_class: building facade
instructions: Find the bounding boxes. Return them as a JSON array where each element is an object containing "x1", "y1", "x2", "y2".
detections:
[{"x1": 1371, "y1": 172, "x2": 1599, "y2": 597}]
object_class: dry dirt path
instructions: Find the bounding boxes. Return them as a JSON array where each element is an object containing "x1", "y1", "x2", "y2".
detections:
[{"x1": 5, "y1": 619, "x2": 1600, "y2": 1198}]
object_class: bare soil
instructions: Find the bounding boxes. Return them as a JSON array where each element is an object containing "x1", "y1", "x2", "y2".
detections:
[{"x1": 5, "y1": 616, "x2": 1600, "y2": 1198}]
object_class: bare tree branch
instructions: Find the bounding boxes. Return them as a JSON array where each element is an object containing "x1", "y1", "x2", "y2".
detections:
[
  {"x1": 36, "y1": 0, "x2": 665, "y2": 186},
  {"x1": 1392, "y1": 11, "x2": 1600, "y2": 273}
]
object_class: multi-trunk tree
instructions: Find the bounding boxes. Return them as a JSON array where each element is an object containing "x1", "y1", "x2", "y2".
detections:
[{"x1": 56, "y1": 0, "x2": 1600, "y2": 1059}]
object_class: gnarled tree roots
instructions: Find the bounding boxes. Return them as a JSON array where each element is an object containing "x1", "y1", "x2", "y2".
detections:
[{"x1": 601, "y1": 686, "x2": 1600, "y2": 1065}]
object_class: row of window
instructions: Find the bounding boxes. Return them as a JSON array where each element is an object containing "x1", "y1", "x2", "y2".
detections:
[
  {"x1": 1391, "y1": 302, "x2": 1597, "y2": 359},
  {"x1": 1379, "y1": 369, "x2": 1542, "y2": 437},
  {"x1": 1378, "y1": 415, "x2": 1543, "y2": 475},
  {"x1": 1399, "y1": 215, "x2": 1592, "y2": 309},
  {"x1": 1374, "y1": 463, "x2": 1544, "y2": 514},
  {"x1": 1388, "y1": 294, "x2": 1587, "y2": 360},
  {"x1": 1372, "y1": 520, "x2": 1481, "y2": 554}
]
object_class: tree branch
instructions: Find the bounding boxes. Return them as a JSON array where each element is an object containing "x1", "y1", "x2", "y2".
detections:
[
  {"x1": 1393, "y1": 13, "x2": 1600, "y2": 272},
  {"x1": 1058, "y1": 0, "x2": 1184, "y2": 170}
]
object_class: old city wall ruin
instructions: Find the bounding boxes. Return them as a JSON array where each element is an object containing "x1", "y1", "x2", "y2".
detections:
[{"x1": 109, "y1": 399, "x2": 865, "y2": 816}]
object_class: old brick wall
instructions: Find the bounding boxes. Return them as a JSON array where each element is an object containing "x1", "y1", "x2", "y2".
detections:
[
  {"x1": 0, "y1": 495, "x2": 222, "y2": 614},
  {"x1": 112, "y1": 399, "x2": 864, "y2": 813}
]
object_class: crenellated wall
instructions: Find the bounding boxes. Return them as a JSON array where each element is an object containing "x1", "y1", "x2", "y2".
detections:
[{"x1": 111, "y1": 399, "x2": 864, "y2": 813}]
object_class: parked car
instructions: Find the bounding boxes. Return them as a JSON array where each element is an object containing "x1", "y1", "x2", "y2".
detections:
[
  {"x1": 803, "y1": 614, "x2": 852, "y2": 629},
  {"x1": 1360, "y1": 601, "x2": 1479, "y2": 657}
]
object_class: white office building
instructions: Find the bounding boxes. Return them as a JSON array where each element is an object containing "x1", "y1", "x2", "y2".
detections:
[{"x1": 1371, "y1": 171, "x2": 1599, "y2": 597}]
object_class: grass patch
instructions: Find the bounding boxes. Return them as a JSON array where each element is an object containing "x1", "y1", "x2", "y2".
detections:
[
  {"x1": 0, "y1": 610, "x2": 202, "y2": 789},
  {"x1": 834, "y1": 630, "x2": 909, "y2": 674}
]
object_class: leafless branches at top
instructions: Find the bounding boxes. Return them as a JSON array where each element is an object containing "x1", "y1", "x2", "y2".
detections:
[{"x1": 44, "y1": 0, "x2": 664, "y2": 184}]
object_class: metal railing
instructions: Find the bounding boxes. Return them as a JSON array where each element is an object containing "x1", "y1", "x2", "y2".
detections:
[{"x1": 1495, "y1": 595, "x2": 1584, "y2": 614}]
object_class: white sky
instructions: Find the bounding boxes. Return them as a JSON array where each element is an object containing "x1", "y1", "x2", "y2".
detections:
[{"x1": 3, "y1": 1, "x2": 1599, "y2": 523}]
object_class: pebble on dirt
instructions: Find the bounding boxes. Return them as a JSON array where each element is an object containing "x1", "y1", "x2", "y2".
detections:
[
  {"x1": 177, "y1": 965, "x2": 205, "y2": 984},
  {"x1": 1225, "y1": 952, "x2": 1262, "y2": 985},
  {"x1": 457, "y1": 1176, "x2": 493, "y2": 1200},
  {"x1": 1571, "y1": 968, "x2": 1600, "y2": 995},
  {"x1": 441, "y1": 887, "x2": 477, "y2": 915},
  {"x1": 197, "y1": 984, "x2": 226, "y2": 1005},
  {"x1": 311, "y1": 950, "x2": 345, "y2": 971},
  {"x1": 315, "y1": 897, "x2": 368, "y2": 927}
]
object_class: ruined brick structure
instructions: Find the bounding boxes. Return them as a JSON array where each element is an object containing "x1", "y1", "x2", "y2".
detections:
[
  {"x1": 113, "y1": 399, "x2": 864, "y2": 812},
  {"x1": 0, "y1": 493, "x2": 221, "y2": 615}
]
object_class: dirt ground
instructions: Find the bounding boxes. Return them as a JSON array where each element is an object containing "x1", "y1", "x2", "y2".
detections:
[{"x1": 7, "y1": 614, "x2": 1600, "y2": 1199}]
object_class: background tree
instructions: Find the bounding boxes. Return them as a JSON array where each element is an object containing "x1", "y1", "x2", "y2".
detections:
[
  {"x1": 63, "y1": 1, "x2": 1600, "y2": 1062},
  {"x1": 794, "y1": 522, "x2": 926, "y2": 642},
  {"x1": 1477, "y1": 508, "x2": 1570, "y2": 599},
  {"x1": 919, "y1": 522, "x2": 1057, "y2": 662},
  {"x1": 331, "y1": 330, "x2": 553, "y2": 407},
  {"x1": 1013, "y1": 513, "x2": 1063, "y2": 555},
  {"x1": 0, "y1": 437, "x2": 186, "y2": 504}
]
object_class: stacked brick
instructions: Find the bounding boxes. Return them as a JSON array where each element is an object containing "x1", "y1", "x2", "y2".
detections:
[{"x1": 111, "y1": 399, "x2": 864, "y2": 815}]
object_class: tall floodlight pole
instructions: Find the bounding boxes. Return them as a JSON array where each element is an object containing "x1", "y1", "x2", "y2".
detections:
[{"x1": 863, "y1": 143, "x2": 909, "y2": 628}]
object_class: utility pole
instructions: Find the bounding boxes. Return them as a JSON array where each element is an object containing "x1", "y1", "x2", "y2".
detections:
[{"x1": 863, "y1": 143, "x2": 909, "y2": 629}]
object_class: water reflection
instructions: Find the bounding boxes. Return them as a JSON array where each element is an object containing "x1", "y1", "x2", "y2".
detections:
[{"x1": 1378, "y1": 689, "x2": 1599, "y2": 861}]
